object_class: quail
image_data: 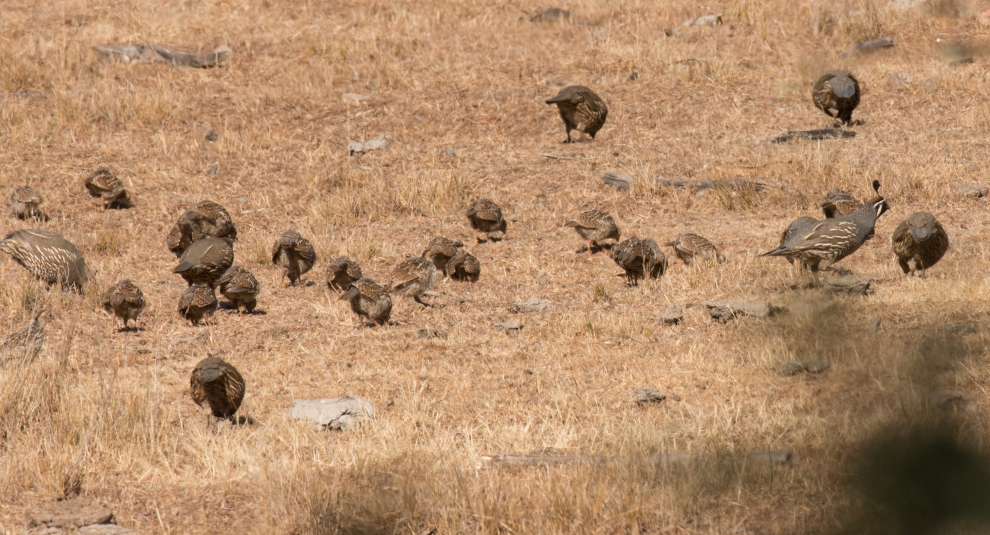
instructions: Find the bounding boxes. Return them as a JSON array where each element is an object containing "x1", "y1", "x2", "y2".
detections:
[
  {"x1": 813, "y1": 70, "x2": 861, "y2": 126},
  {"x1": 166, "y1": 200, "x2": 237, "y2": 258},
  {"x1": 545, "y1": 85, "x2": 609, "y2": 143},
  {"x1": 763, "y1": 180, "x2": 889, "y2": 282},
  {"x1": 466, "y1": 198, "x2": 507, "y2": 243},
  {"x1": 779, "y1": 216, "x2": 821, "y2": 267},
  {"x1": 821, "y1": 188, "x2": 860, "y2": 217},
  {"x1": 217, "y1": 265, "x2": 260, "y2": 313},
  {"x1": 272, "y1": 230, "x2": 316, "y2": 286},
  {"x1": 565, "y1": 209, "x2": 620, "y2": 256},
  {"x1": 1, "y1": 309, "x2": 50, "y2": 363},
  {"x1": 0, "y1": 229, "x2": 89, "y2": 290},
  {"x1": 189, "y1": 355, "x2": 245, "y2": 421},
  {"x1": 389, "y1": 254, "x2": 437, "y2": 307},
  {"x1": 178, "y1": 284, "x2": 218, "y2": 325},
  {"x1": 445, "y1": 248, "x2": 481, "y2": 282},
  {"x1": 83, "y1": 168, "x2": 130, "y2": 209},
  {"x1": 424, "y1": 237, "x2": 463, "y2": 275},
  {"x1": 667, "y1": 233, "x2": 725, "y2": 265},
  {"x1": 101, "y1": 279, "x2": 146, "y2": 330},
  {"x1": 611, "y1": 237, "x2": 667, "y2": 285},
  {"x1": 326, "y1": 256, "x2": 363, "y2": 292},
  {"x1": 891, "y1": 212, "x2": 949, "y2": 276},
  {"x1": 340, "y1": 278, "x2": 393, "y2": 326},
  {"x1": 173, "y1": 237, "x2": 234, "y2": 287},
  {"x1": 9, "y1": 186, "x2": 44, "y2": 220}
]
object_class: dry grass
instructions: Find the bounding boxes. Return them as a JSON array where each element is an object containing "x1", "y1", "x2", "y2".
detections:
[{"x1": 2, "y1": 0, "x2": 990, "y2": 533}]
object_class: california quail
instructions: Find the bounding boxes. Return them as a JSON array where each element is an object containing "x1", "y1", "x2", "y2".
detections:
[
  {"x1": 0, "y1": 229, "x2": 89, "y2": 290},
  {"x1": 272, "y1": 230, "x2": 316, "y2": 286},
  {"x1": 326, "y1": 256, "x2": 363, "y2": 292},
  {"x1": 565, "y1": 209, "x2": 621, "y2": 255},
  {"x1": 9, "y1": 186, "x2": 44, "y2": 220},
  {"x1": 466, "y1": 198, "x2": 507, "y2": 243},
  {"x1": 389, "y1": 254, "x2": 437, "y2": 307},
  {"x1": 813, "y1": 70, "x2": 861, "y2": 126},
  {"x1": 545, "y1": 85, "x2": 609, "y2": 143},
  {"x1": 779, "y1": 216, "x2": 821, "y2": 267},
  {"x1": 83, "y1": 168, "x2": 130, "y2": 209},
  {"x1": 340, "y1": 278, "x2": 393, "y2": 326},
  {"x1": 178, "y1": 284, "x2": 218, "y2": 325},
  {"x1": 424, "y1": 237, "x2": 463, "y2": 275},
  {"x1": 173, "y1": 237, "x2": 234, "y2": 287},
  {"x1": 667, "y1": 233, "x2": 725, "y2": 265},
  {"x1": 763, "y1": 181, "x2": 889, "y2": 282},
  {"x1": 101, "y1": 279, "x2": 146, "y2": 330},
  {"x1": 891, "y1": 212, "x2": 949, "y2": 276},
  {"x1": 189, "y1": 355, "x2": 245, "y2": 421},
  {"x1": 166, "y1": 200, "x2": 237, "y2": 258},
  {"x1": 821, "y1": 188, "x2": 860, "y2": 216},
  {"x1": 217, "y1": 265, "x2": 260, "y2": 313},
  {"x1": 1, "y1": 309, "x2": 50, "y2": 363},
  {"x1": 610, "y1": 237, "x2": 667, "y2": 285},
  {"x1": 445, "y1": 248, "x2": 481, "y2": 282}
]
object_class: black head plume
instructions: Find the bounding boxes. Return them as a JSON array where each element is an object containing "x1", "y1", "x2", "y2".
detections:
[{"x1": 872, "y1": 180, "x2": 881, "y2": 195}]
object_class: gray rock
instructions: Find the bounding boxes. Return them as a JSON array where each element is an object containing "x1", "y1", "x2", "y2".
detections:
[
  {"x1": 633, "y1": 387, "x2": 667, "y2": 404},
  {"x1": 290, "y1": 396, "x2": 374, "y2": 431},
  {"x1": 841, "y1": 37, "x2": 894, "y2": 57},
  {"x1": 25, "y1": 528, "x2": 66, "y2": 535},
  {"x1": 206, "y1": 163, "x2": 219, "y2": 177},
  {"x1": 777, "y1": 361, "x2": 830, "y2": 376},
  {"x1": 823, "y1": 275, "x2": 872, "y2": 295},
  {"x1": 952, "y1": 184, "x2": 988, "y2": 198},
  {"x1": 531, "y1": 8, "x2": 570, "y2": 22},
  {"x1": 683, "y1": 13, "x2": 722, "y2": 26},
  {"x1": 493, "y1": 320, "x2": 523, "y2": 331},
  {"x1": 868, "y1": 316, "x2": 882, "y2": 333},
  {"x1": 659, "y1": 304, "x2": 684, "y2": 325},
  {"x1": 79, "y1": 526, "x2": 136, "y2": 535},
  {"x1": 945, "y1": 322, "x2": 977, "y2": 335},
  {"x1": 929, "y1": 393, "x2": 968, "y2": 410},
  {"x1": 347, "y1": 133, "x2": 389, "y2": 156},
  {"x1": 28, "y1": 499, "x2": 114, "y2": 529},
  {"x1": 602, "y1": 171, "x2": 634, "y2": 191},
  {"x1": 342, "y1": 93, "x2": 370, "y2": 102},
  {"x1": 707, "y1": 300, "x2": 775, "y2": 322},
  {"x1": 417, "y1": 326, "x2": 448, "y2": 339},
  {"x1": 508, "y1": 296, "x2": 554, "y2": 314}
]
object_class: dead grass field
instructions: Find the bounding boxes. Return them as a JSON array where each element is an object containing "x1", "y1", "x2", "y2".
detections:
[{"x1": 2, "y1": 0, "x2": 990, "y2": 533}]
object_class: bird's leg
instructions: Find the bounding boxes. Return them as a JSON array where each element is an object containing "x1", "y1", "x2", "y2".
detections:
[{"x1": 587, "y1": 241, "x2": 594, "y2": 256}]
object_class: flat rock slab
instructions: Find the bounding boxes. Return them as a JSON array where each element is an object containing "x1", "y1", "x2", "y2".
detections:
[
  {"x1": 94, "y1": 44, "x2": 230, "y2": 68},
  {"x1": 929, "y1": 393, "x2": 969, "y2": 410},
  {"x1": 633, "y1": 388, "x2": 667, "y2": 404},
  {"x1": 531, "y1": 8, "x2": 570, "y2": 22},
  {"x1": 841, "y1": 37, "x2": 894, "y2": 57},
  {"x1": 655, "y1": 177, "x2": 771, "y2": 192},
  {"x1": 493, "y1": 320, "x2": 523, "y2": 331},
  {"x1": 683, "y1": 13, "x2": 722, "y2": 26},
  {"x1": 290, "y1": 396, "x2": 374, "y2": 430},
  {"x1": 659, "y1": 304, "x2": 684, "y2": 324},
  {"x1": 707, "y1": 300, "x2": 776, "y2": 322},
  {"x1": 772, "y1": 129, "x2": 856, "y2": 143},
  {"x1": 952, "y1": 184, "x2": 988, "y2": 198},
  {"x1": 348, "y1": 134, "x2": 389, "y2": 155},
  {"x1": 602, "y1": 171, "x2": 634, "y2": 191},
  {"x1": 28, "y1": 499, "x2": 113, "y2": 529},
  {"x1": 508, "y1": 296, "x2": 554, "y2": 313},
  {"x1": 417, "y1": 326, "x2": 448, "y2": 339},
  {"x1": 777, "y1": 361, "x2": 831, "y2": 376},
  {"x1": 823, "y1": 275, "x2": 872, "y2": 295},
  {"x1": 79, "y1": 526, "x2": 137, "y2": 535}
]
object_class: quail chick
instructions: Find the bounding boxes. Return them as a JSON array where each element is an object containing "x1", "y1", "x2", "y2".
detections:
[
  {"x1": 565, "y1": 210, "x2": 620, "y2": 255},
  {"x1": 166, "y1": 200, "x2": 237, "y2": 258},
  {"x1": 545, "y1": 85, "x2": 609, "y2": 143},
  {"x1": 101, "y1": 279, "x2": 146, "y2": 330},
  {"x1": 813, "y1": 70, "x2": 861, "y2": 126},
  {"x1": 272, "y1": 230, "x2": 316, "y2": 286},
  {"x1": 9, "y1": 186, "x2": 44, "y2": 220},
  {"x1": 173, "y1": 237, "x2": 234, "y2": 287},
  {"x1": 891, "y1": 212, "x2": 949, "y2": 276},
  {"x1": 424, "y1": 237, "x2": 463, "y2": 275},
  {"x1": 217, "y1": 265, "x2": 260, "y2": 313},
  {"x1": 446, "y1": 248, "x2": 481, "y2": 282},
  {"x1": 0, "y1": 229, "x2": 89, "y2": 290},
  {"x1": 84, "y1": 168, "x2": 130, "y2": 209},
  {"x1": 340, "y1": 278, "x2": 393, "y2": 326},
  {"x1": 326, "y1": 256, "x2": 363, "y2": 292},
  {"x1": 1, "y1": 309, "x2": 50, "y2": 363},
  {"x1": 467, "y1": 198, "x2": 507, "y2": 243},
  {"x1": 821, "y1": 188, "x2": 860, "y2": 217},
  {"x1": 389, "y1": 255, "x2": 437, "y2": 307},
  {"x1": 190, "y1": 355, "x2": 245, "y2": 421},
  {"x1": 611, "y1": 237, "x2": 667, "y2": 285},
  {"x1": 178, "y1": 284, "x2": 218, "y2": 325},
  {"x1": 667, "y1": 233, "x2": 725, "y2": 266}
]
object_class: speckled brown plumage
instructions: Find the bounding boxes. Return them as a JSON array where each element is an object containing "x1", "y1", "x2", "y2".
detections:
[
  {"x1": 0, "y1": 229, "x2": 89, "y2": 290},
  {"x1": 166, "y1": 200, "x2": 237, "y2": 258},
  {"x1": 173, "y1": 237, "x2": 234, "y2": 287},
  {"x1": 1, "y1": 309, "x2": 50, "y2": 363},
  {"x1": 178, "y1": 284, "x2": 218, "y2": 325},
  {"x1": 545, "y1": 85, "x2": 608, "y2": 143},
  {"x1": 326, "y1": 256, "x2": 363, "y2": 292},
  {"x1": 84, "y1": 168, "x2": 130, "y2": 209},
  {"x1": 821, "y1": 188, "x2": 860, "y2": 217},
  {"x1": 446, "y1": 248, "x2": 481, "y2": 282},
  {"x1": 190, "y1": 356, "x2": 245, "y2": 420},
  {"x1": 466, "y1": 198, "x2": 507, "y2": 243},
  {"x1": 891, "y1": 212, "x2": 949, "y2": 276},
  {"x1": 9, "y1": 186, "x2": 43, "y2": 220},
  {"x1": 565, "y1": 210, "x2": 620, "y2": 255},
  {"x1": 101, "y1": 279, "x2": 146, "y2": 330},
  {"x1": 424, "y1": 237, "x2": 463, "y2": 275},
  {"x1": 813, "y1": 70, "x2": 861, "y2": 126},
  {"x1": 667, "y1": 233, "x2": 725, "y2": 265},
  {"x1": 389, "y1": 255, "x2": 437, "y2": 306},
  {"x1": 272, "y1": 230, "x2": 316, "y2": 286},
  {"x1": 611, "y1": 237, "x2": 666, "y2": 285},
  {"x1": 340, "y1": 278, "x2": 392, "y2": 326},
  {"x1": 217, "y1": 265, "x2": 260, "y2": 313}
]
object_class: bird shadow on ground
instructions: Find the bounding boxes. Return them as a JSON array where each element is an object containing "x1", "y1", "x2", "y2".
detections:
[{"x1": 576, "y1": 243, "x2": 616, "y2": 255}]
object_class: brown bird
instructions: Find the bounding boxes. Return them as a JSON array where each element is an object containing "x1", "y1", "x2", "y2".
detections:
[
  {"x1": 813, "y1": 70, "x2": 861, "y2": 126},
  {"x1": 325, "y1": 256, "x2": 363, "y2": 292},
  {"x1": 340, "y1": 278, "x2": 393, "y2": 326},
  {"x1": 9, "y1": 186, "x2": 44, "y2": 220},
  {"x1": 466, "y1": 198, "x2": 507, "y2": 243},
  {"x1": 891, "y1": 212, "x2": 949, "y2": 277},
  {"x1": 178, "y1": 284, "x2": 218, "y2": 325},
  {"x1": 173, "y1": 237, "x2": 234, "y2": 287},
  {"x1": 821, "y1": 188, "x2": 860, "y2": 217},
  {"x1": 1, "y1": 309, "x2": 50, "y2": 363},
  {"x1": 545, "y1": 85, "x2": 608, "y2": 143},
  {"x1": 217, "y1": 265, "x2": 260, "y2": 313},
  {"x1": 272, "y1": 230, "x2": 317, "y2": 286},
  {"x1": 189, "y1": 355, "x2": 245, "y2": 421},
  {"x1": 101, "y1": 279, "x2": 146, "y2": 330},
  {"x1": 0, "y1": 229, "x2": 89, "y2": 290},
  {"x1": 446, "y1": 248, "x2": 481, "y2": 282},
  {"x1": 667, "y1": 233, "x2": 725, "y2": 266},
  {"x1": 565, "y1": 210, "x2": 620, "y2": 255},
  {"x1": 611, "y1": 237, "x2": 667, "y2": 285},
  {"x1": 166, "y1": 200, "x2": 237, "y2": 258},
  {"x1": 389, "y1": 255, "x2": 437, "y2": 307},
  {"x1": 83, "y1": 168, "x2": 130, "y2": 209},
  {"x1": 424, "y1": 237, "x2": 463, "y2": 275}
]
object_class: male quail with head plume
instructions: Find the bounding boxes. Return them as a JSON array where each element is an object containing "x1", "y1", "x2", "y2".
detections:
[
  {"x1": 611, "y1": 237, "x2": 667, "y2": 285},
  {"x1": 340, "y1": 278, "x2": 392, "y2": 326},
  {"x1": 667, "y1": 233, "x2": 725, "y2": 265},
  {"x1": 190, "y1": 355, "x2": 245, "y2": 421},
  {"x1": 272, "y1": 230, "x2": 316, "y2": 286},
  {"x1": 84, "y1": 168, "x2": 130, "y2": 209},
  {"x1": 9, "y1": 186, "x2": 43, "y2": 220},
  {"x1": 446, "y1": 248, "x2": 481, "y2": 282},
  {"x1": 565, "y1": 210, "x2": 620, "y2": 255},
  {"x1": 0, "y1": 229, "x2": 89, "y2": 290},
  {"x1": 326, "y1": 256, "x2": 363, "y2": 292},
  {"x1": 891, "y1": 212, "x2": 949, "y2": 276},
  {"x1": 102, "y1": 279, "x2": 146, "y2": 330},
  {"x1": 546, "y1": 85, "x2": 608, "y2": 143},
  {"x1": 173, "y1": 237, "x2": 234, "y2": 287},
  {"x1": 813, "y1": 70, "x2": 861, "y2": 126},
  {"x1": 217, "y1": 265, "x2": 260, "y2": 313},
  {"x1": 466, "y1": 198, "x2": 506, "y2": 243},
  {"x1": 178, "y1": 284, "x2": 218, "y2": 325}
]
